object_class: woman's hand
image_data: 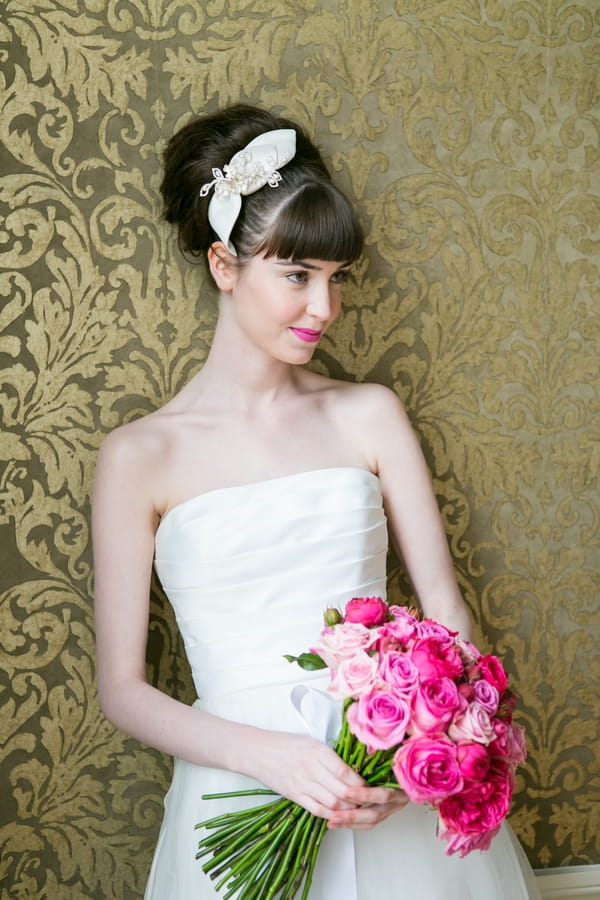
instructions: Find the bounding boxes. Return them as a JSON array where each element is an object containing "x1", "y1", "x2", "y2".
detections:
[
  {"x1": 326, "y1": 783, "x2": 409, "y2": 830},
  {"x1": 244, "y1": 730, "x2": 408, "y2": 829}
]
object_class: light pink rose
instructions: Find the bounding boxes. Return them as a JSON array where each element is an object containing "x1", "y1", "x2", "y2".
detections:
[
  {"x1": 438, "y1": 765, "x2": 514, "y2": 839},
  {"x1": 378, "y1": 651, "x2": 419, "y2": 697},
  {"x1": 346, "y1": 688, "x2": 411, "y2": 753},
  {"x1": 328, "y1": 650, "x2": 380, "y2": 701},
  {"x1": 473, "y1": 678, "x2": 500, "y2": 714},
  {"x1": 409, "y1": 677, "x2": 463, "y2": 735},
  {"x1": 392, "y1": 735, "x2": 463, "y2": 803},
  {"x1": 448, "y1": 702, "x2": 496, "y2": 745},
  {"x1": 478, "y1": 654, "x2": 508, "y2": 694},
  {"x1": 409, "y1": 637, "x2": 464, "y2": 681},
  {"x1": 439, "y1": 823, "x2": 501, "y2": 857},
  {"x1": 456, "y1": 741, "x2": 490, "y2": 783},
  {"x1": 315, "y1": 622, "x2": 375, "y2": 668},
  {"x1": 490, "y1": 721, "x2": 527, "y2": 766},
  {"x1": 344, "y1": 596, "x2": 389, "y2": 627}
]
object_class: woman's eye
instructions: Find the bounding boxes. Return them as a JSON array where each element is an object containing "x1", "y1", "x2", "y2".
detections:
[
  {"x1": 332, "y1": 269, "x2": 351, "y2": 284},
  {"x1": 287, "y1": 271, "x2": 308, "y2": 284}
]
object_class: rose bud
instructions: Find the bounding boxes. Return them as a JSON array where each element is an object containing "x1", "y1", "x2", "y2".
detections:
[{"x1": 323, "y1": 607, "x2": 342, "y2": 626}]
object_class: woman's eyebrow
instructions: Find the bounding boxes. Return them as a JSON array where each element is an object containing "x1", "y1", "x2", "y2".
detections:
[{"x1": 275, "y1": 260, "x2": 352, "y2": 270}]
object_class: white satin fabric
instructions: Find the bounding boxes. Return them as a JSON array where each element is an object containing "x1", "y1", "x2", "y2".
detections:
[{"x1": 145, "y1": 467, "x2": 540, "y2": 899}]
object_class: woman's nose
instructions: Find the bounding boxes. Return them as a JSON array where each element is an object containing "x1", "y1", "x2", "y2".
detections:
[{"x1": 307, "y1": 282, "x2": 335, "y2": 320}]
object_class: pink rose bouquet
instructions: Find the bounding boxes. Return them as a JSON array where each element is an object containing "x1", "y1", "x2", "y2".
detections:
[{"x1": 195, "y1": 598, "x2": 526, "y2": 899}]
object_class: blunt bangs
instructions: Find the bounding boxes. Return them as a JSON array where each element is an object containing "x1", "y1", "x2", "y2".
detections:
[{"x1": 254, "y1": 183, "x2": 363, "y2": 263}]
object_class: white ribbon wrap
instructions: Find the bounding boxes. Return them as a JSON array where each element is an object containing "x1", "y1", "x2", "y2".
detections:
[
  {"x1": 291, "y1": 685, "x2": 358, "y2": 900},
  {"x1": 201, "y1": 128, "x2": 296, "y2": 254}
]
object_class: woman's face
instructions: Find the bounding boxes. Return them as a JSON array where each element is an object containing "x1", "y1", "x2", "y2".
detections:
[{"x1": 226, "y1": 252, "x2": 352, "y2": 363}]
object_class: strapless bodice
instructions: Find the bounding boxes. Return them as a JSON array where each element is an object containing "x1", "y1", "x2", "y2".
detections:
[{"x1": 154, "y1": 467, "x2": 388, "y2": 700}]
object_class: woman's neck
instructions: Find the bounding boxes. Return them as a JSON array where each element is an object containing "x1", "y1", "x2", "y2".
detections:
[{"x1": 190, "y1": 311, "x2": 303, "y2": 410}]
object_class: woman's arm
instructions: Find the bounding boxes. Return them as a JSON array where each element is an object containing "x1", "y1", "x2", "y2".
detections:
[{"x1": 356, "y1": 384, "x2": 472, "y2": 639}]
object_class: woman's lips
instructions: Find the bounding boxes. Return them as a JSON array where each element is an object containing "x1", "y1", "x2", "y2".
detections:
[{"x1": 290, "y1": 327, "x2": 322, "y2": 343}]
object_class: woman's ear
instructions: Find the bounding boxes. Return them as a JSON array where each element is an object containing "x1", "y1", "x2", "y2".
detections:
[{"x1": 207, "y1": 242, "x2": 238, "y2": 291}]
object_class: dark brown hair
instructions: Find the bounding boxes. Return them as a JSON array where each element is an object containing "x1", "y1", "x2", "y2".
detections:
[{"x1": 160, "y1": 104, "x2": 363, "y2": 265}]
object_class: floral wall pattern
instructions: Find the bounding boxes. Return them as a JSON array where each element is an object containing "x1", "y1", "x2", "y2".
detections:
[{"x1": 1, "y1": 1, "x2": 598, "y2": 896}]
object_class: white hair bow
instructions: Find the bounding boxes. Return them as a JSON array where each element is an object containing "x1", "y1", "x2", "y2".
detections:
[{"x1": 199, "y1": 128, "x2": 296, "y2": 255}]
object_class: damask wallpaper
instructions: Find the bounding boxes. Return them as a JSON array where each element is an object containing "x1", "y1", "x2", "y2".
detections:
[{"x1": 0, "y1": 1, "x2": 598, "y2": 897}]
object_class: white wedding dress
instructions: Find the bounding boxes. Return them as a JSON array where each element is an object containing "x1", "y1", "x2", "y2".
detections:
[{"x1": 145, "y1": 467, "x2": 540, "y2": 899}]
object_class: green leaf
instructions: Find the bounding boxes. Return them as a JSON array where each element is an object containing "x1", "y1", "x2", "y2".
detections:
[{"x1": 283, "y1": 653, "x2": 327, "y2": 671}]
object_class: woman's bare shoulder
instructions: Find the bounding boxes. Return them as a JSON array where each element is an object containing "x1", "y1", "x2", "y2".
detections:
[
  {"x1": 94, "y1": 409, "x2": 180, "y2": 517},
  {"x1": 319, "y1": 377, "x2": 406, "y2": 420},
  {"x1": 98, "y1": 409, "x2": 174, "y2": 466}
]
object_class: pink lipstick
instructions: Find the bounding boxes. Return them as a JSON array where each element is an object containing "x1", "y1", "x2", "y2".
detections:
[{"x1": 290, "y1": 327, "x2": 322, "y2": 343}]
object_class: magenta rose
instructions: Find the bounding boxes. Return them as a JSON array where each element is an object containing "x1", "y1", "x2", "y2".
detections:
[
  {"x1": 409, "y1": 636, "x2": 464, "y2": 681},
  {"x1": 346, "y1": 688, "x2": 411, "y2": 753},
  {"x1": 344, "y1": 596, "x2": 389, "y2": 627},
  {"x1": 392, "y1": 735, "x2": 463, "y2": 803},
  {"x1": 409, "y1": 677, "x2": 463, "y2": 735},
  {"x1": 438, "y1": 823, "x2": 501, "y2": 857},
  {"x1": 456, "y1": 741, "x2": 490, "y2": 783},
  {"x1": 438, "y1": 764, "x2": 514, "y2": 837},
  {"x1": 448, "y1": 702, "x2": 496, "y2": 745},
  {"x1": 490, "y1": 721, "x2": 527, "y2": 766},
  {"x1": 328, "y1": 650, "x2": 379, "y2": 701},
  {"x1": 378, "y1": 651, "x2": 419, "y2": 697},
  {"x1": 478, "y1": 654, "x2": 508, "y2": 694}
]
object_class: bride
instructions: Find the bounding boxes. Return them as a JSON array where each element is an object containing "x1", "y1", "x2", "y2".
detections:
[{"x1": 92, "y1": 103, "x2": 540, "y2": 898}]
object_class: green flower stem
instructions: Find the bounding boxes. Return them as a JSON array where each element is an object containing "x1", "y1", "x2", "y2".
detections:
[
  {"x1": 264, "y1": 809, "x2": 314, "y2": 898},
  {"x1": 202, "y1": 802, "x2": 290, "y2": 875},
  {"x1": 222, "y1": 809, "x2": 300, "y2": 899},
  {"x1": 299, "y1": 817, "x2": 328, "y2": 900},
  {"x1": 278, "y1": 811, "x2": 319, "y2": 900}
]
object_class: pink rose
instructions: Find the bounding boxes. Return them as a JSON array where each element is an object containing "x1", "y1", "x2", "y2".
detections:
[
  {"x1": 473, "y1": 678, "x2": 500, "y2": 714},
  {"x1": 378, "y1": 651, "x2": 419, "y2": 697},
  {"x1": 346, "y1": 688, "x2": 411, "y2": 753},
  {"x1": 378, "y1": 617, "x2": 418, "y2": 653},
  {"x1": 344, "y1": 596, "x2": 389, "y2": 627},
  {"x1": 409, "y1": 637, "x2": 464, "y2": 681},
  {"x1": 328, "y1": 650, "x2": 380, "y2": 701},
  {"x1": 458, "y1": 682, "x2": 475, "y2": 703},
  {"x1": 456, "y1": 741, "x2": 490, "y2": 783},
  {"x1": 415, "y1": 619, "x2": 456, "y2": 642},
  {"x1": 438, "y1": 765, "x2": 514, "y2": 838},
  {"x1": 439, "y1": 823, "x2": 501, "y2": 857},
  {"x1": 456, "y1": 639, "x2": 482, "y2": 665},
  {"x1": 316, "y1": 622, "x2": 375, "y2": 668},
  {"x1": 490, "y1": 721, "x2": 527, "y2": 766},
  {"x1": 448, "y1": 702, "x2": 496, "y2": 745},
  {"x1": 478, "y1": 655, "x2": 508, "y2": 694},
  {"x1": 392, "y1": 735, "x2": 463, "y2": 803},
  {"x1": 409, "y1": 677, "x2": 463, "y2": 735}
]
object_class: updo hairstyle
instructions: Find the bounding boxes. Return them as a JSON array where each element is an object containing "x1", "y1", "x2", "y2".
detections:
[{"x1": 160, "y1": 104, "x2": 363, "y2": 265}]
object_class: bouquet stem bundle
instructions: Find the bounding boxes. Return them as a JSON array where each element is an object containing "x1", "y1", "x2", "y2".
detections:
[{"x1": 196, "y1": 711, "x2": 397, "y2": 900}]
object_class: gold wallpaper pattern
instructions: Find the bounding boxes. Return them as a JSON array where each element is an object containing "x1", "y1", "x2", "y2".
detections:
[{"x1": 1, "y1": 0, "x2": 599, "y2": 896}]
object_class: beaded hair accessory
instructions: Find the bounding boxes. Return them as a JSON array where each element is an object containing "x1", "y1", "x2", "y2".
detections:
[{"x1": 199, "y1": 128, "x2": 296, "y2": 255}]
